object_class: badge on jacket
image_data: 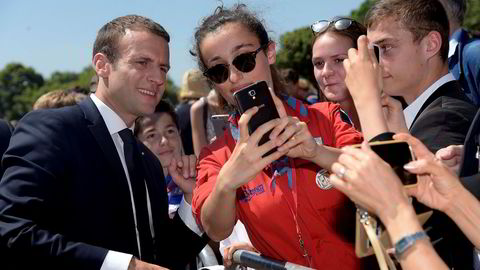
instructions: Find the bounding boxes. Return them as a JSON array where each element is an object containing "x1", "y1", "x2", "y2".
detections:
[{"x1": 316, "y1": 168, "x2": 332, "y2": 190}]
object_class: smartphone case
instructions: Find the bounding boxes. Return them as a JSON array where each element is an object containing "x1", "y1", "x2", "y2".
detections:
[{"x1": 233, "y1": 81, "x2": 280, "y2": 156}]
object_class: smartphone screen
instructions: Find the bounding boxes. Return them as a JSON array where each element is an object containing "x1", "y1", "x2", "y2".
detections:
[
  {"x1": 372, "y1": 44, "x2": 380, "y2": 62},
  {"x1": 233, "y1": 81, "x2": 280, "y2": 157},
  {"x1": 368, "y1": 141, "x2": 418, "y2": 186}
]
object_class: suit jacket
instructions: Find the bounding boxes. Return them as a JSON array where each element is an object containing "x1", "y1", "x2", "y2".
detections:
[
  {"x1": 410, "y1": 80, "x2": 476, "y2": 153},
  {"x1": 0, "y1": 119, "x2": 12, "y2": 177},
  {"x1": 409, "y1": 80, "x2": 476, "y2": 269},
  {"x1": 460, "y1": 107, "x2": 480, "y2": 198},
  {"x1": 0, "y1": 97, "x2": 207, "y2": 270}
]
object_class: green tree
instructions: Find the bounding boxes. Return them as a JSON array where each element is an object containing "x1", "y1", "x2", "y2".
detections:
[
  {"x1": 465, "y1": 0, "x2": 480, "y2": 31},
  {"x1": 163, "y1": 76, "x2": 179, "y2": 105},
  {"x1": 349, "y1": 0, "x2": 376, "y2": 23},
  {"x1": 276, "y1": 27, "x2": 316, "y2": 88},
  {"x1": 0, "y1": 63, "x2": 44, "y2": 120}
]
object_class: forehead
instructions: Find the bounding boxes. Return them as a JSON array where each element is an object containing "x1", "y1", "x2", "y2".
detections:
[
  {"x1": 200, "y1": 22, "x2": 260, "y2": 62},
  {"x1": 367, "y1": 18, "x2": 413, "y2": 44},
  {"x1": 141, "y1": 112, "x2": 175, "y2": 130},
  {"x1": 312, "y1": 32, "x2": 353, "y2": 56},
  {"x1": 117, "y1": 29, "x2": 170, "y2": 61}
]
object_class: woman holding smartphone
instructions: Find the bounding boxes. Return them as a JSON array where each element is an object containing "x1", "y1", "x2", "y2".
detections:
[
  {"x1": 311, "y1": 17, "x2": 366, "y2": 130},
  {"x1": 191, "y1": 4, "x2": 367, "y2": 269}
]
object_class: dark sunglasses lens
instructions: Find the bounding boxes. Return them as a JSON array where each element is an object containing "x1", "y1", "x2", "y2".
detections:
[
  {"x1": 206, "y1": 64, "x2": 229, "y2": 84},
  {"x1": 232, "y1": 53, "x2": 256, "y2": 73},
  {"x1": 312, "y1": 21, "x2": 329, "y2": 33},
  {"x1": 334, "y1": 19, "x2": 352, "y2": 30}
]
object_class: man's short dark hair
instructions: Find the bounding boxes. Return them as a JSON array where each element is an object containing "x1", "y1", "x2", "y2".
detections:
[
  {"x1": 93, "y1": 15, "x2": 170, "y2": 64},
  {"x1": 366, "y1": 0, "x2": 450, "y2": 62}
]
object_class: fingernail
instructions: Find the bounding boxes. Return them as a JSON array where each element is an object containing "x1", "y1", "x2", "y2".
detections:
[{"x1": 403, "y1": 161, "x2": 417, "y2": 170}]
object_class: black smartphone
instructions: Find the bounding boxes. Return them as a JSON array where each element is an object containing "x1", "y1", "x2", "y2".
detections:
[
  {"x1": 211, "y1": 114, "x2": 230, "y2": 138},
  {"x1": 233, "y1": 81, "x2": 280, "y2": 157},
  {"x1": 372, "y1": 44, "x2": 380, "y2": 62},
  {"x1": 365, "y1": 140, "x2": 418, "y2": 187}
]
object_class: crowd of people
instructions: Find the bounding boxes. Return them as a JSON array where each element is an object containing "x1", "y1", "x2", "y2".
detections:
[{"x1": 0, "y1": 0, "x2": 479, "y2": 269}]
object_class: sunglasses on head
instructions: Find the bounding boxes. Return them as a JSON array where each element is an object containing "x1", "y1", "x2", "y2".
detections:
[
  {"x1": 311, "y1": 18, "x2": 355, "y2": 35},
  {"x1": 203, "y1": 43, "x2": 269, "y2": 84}
]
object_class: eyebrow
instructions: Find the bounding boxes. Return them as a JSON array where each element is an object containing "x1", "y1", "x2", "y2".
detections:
[{"x1": 374, "y1": 37, "x2": 397, "y2": 45}]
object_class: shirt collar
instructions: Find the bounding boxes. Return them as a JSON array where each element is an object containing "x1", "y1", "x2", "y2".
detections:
[
  {"x1": 90, "y1": 93, "x2": 132, "y2": 135},
  {"x1": 403, "y1": 73, "x2": 455, "y2": 129},
  {"x1": 448, "y1": 28, "x2": 464, "y2": 58}
]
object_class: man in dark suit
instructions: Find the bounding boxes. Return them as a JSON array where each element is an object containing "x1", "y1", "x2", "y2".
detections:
[
  {"x1": 343, "y1": 0, "x2": 475, "y2": 268},
  {"x1": 0, "y1": 119, "x2": 12, "y2": 177},
  {"x1": 0, "y1": 15, "x2": 207, "y2": 270}
]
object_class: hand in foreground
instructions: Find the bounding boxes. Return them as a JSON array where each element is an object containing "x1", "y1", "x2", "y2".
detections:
[
  {"x1": 217, "y1": 106, "x2": 287, "y2": 191},
  {"x1": 168, "y1": 154, "x2": 197, "y2": 203},
  {"x1": 128, "y1": 257, "x2": 169, "y2": 270},
  {"x1": 329, "y1": 141, "x2": 410, "y2": 223},
  {"x1": 223, "y1": 242, "x2": 259, "y2": 267},
  {"x1": 343, "y1": 35, "x2": 383, "y2": 105},
  {"x1": 380, "y1": 94, "x2": 408, "y2": 133},
  {"x1": 394, "y1": 133, "x2": 464, "y2": 212},
  {"x1": 435, "y1": 145, "x2": 464, "y2": 175},
  {"x1": 267, "y1": 86, "x2": 319, "y2": 161}
]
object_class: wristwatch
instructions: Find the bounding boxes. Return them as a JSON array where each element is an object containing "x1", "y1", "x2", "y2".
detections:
[{"x1": 394, "y1": 231, "x2": 429, "y2": 258}]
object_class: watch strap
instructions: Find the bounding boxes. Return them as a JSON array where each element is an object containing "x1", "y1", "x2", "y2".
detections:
[{"x1": 394, "y1": 231, "x2": 428, "y2": 258}]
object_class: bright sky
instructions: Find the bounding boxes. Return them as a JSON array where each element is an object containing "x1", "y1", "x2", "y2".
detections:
[{"x1": 0, "y1": 0, "x2": 363, "y2": 87}]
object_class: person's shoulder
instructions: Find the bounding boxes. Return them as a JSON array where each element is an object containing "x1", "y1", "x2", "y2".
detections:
[{"x1": 307, "y1": 101, "x2": 342, "y2": 116}]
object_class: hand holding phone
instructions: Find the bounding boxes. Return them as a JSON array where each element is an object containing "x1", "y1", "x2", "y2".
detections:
[
  {"x1": 233, "y1": 81, "x2": 280, "y2": 157},
  {"x1": 356, "y1": 140, "x2": 418, "y2": 187}
]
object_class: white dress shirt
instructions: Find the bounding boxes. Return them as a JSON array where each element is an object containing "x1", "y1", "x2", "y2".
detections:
[
  {"x1": 90, "y1": 94, "x2": 202, "y2": 270},
  {"x1": 403, "y1": 73, "x2": 456, "y2": 129}
]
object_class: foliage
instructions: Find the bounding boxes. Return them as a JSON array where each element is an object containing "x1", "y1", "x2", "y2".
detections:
[
  {"x1": 0, "y1": 62, "x2": 180, "y2": 121},
  {"x1": 349, "y1": 0, "x2": 377, "y2": 23},
  {"x1": 465, "y1": 0, "x2": 480, "y2": 31},
  {"x1": 0, "y1": 63, "x2": 44, "y2": 120},
  {"x1": 276, "y1": 27, "x2": 316, "y2": 88}
]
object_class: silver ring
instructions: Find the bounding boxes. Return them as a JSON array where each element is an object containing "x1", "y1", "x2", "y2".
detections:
[{"x1": 337, "y1": 166, "x2": 347, "y2": 179}]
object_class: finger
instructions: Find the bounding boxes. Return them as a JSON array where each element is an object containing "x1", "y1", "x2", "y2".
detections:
[
  {"x1": 238, "y1": 106, "x2": 259, "y2": 141},
  {"x1": 393, "y1": 133, "x2": 434, "y2": 160},
  {"x1": 357, "y1": 35, "x2": 370, "y2": 61},
  {"x1": 181, "y1": 155, "x2": 190, "y2": 179},
  {"x1": 189, "y1": 155, "x2": 197, "y2": 178},
  {"x1": 277, "y1": 128, "x2": 311, "y2": 152},
  {"x1": 404, "y1": 159, "x2": 445, "y2": 178},
  {"x1": 268, "y1": 86, "x2": 287, "y2": 118},
  {"x1": 329, "y1": 173, "x2": 349, "y2": 191},
  {"x1": 256, "y1": 146, "x2": 288, "y2": 168},
  {"x1": 274, "y1": 119, "x2": 302, "y2": 146},
  {"x1": 168, "y1": 157, "x2": 181, "y2": 179},
  {"x1": 269, "y1": 117, "x2": 290, "y2": 140},
  {"x1": 255, "y1": 136, "x2": 283, "y2": 158},
  {"x1": 347, "y1": 47, "x2": 358, "y2": 62},
  {"x1": 341, "y1": 144, "x2": 372, "y2": 161},
  {"x1": 223, "y1": 247, "x2": 232, "y2": 266},
  {"x1": 343, "y1": 58, "x2": 351, "y2": 72},
  {"x1": 248, "y1": 118, "x2": 282, "y2": 147}
]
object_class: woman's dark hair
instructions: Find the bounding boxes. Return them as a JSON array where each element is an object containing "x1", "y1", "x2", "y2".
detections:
[
  {"x1": 191, "y1": 3, "x2": 286, "y2": 108},
  {"x1": 312, "y1": 17, "x2": 367, "y2": 49},
  {"x1": 134, "y1": 100, "x2": 178, "y2": 136}
]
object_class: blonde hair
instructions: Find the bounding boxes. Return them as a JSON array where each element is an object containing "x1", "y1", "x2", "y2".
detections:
[{"x1": 33, "y1": 89, "x2": 87, "y2": 110}]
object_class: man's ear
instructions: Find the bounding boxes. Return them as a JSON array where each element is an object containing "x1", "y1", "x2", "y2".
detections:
[
  {"x1": 266, "y1": 42, "x2": 276, "y2": 65},
  {"x1": 423, "y1": 31, "x2": 442, "y2": 60},
  {"x1": 93, "y1": 53, "x2": 111, "y2": 77}
]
